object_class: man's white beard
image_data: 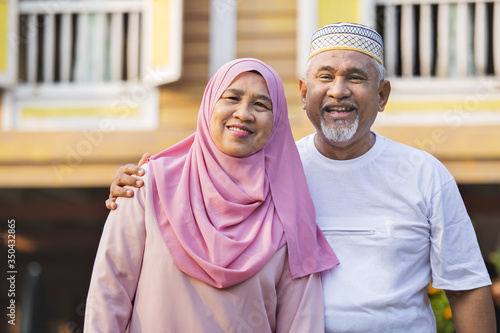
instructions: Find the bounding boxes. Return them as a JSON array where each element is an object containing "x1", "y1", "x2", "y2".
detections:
[{"x1": 320, "y1": 116, "x2": 359, "y2": 142}]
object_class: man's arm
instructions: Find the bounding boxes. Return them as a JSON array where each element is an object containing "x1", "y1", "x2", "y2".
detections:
[
  {"x1": 105, "y1": 153, "x2": 151, "y2": 210},
  {"x1": 445, "y1": 286, "x2": 496, "y2": 333}
]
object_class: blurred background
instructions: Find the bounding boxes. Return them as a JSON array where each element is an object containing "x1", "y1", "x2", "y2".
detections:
[{"x1": 1, "y1": 0, "x2": 499, "y2": 332}]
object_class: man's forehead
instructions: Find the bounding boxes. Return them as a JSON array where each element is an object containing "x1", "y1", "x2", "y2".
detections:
[{"x1": 310, "y1": 49, "x2": 374, "y2": 69}]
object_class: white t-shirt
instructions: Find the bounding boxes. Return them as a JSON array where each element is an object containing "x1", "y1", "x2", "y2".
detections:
[{"x1": 296, "y1": 132, "x2": 491, "y2": 333}]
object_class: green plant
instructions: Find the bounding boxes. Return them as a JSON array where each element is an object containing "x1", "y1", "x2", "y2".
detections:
[
  {"x1": 428, "y1": 283, "x2": 455, "y2": 333},
  {"x1": 488, "y1": 246, "x2": 500, "y2": 276}
]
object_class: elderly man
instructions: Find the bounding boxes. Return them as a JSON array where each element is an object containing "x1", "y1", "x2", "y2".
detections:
[{"x1": 104, "y1": 23, "x2": 496, "y2": 332}]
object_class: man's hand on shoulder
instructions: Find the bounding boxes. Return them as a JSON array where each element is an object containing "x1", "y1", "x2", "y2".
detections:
[{"x1": 106, "y1": 153, "x2": 151, "y2": 210}]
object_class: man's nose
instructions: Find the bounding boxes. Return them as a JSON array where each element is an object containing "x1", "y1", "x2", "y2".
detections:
[{"x1": 327, "y1": 77, "x2": 351, "y2": 100}]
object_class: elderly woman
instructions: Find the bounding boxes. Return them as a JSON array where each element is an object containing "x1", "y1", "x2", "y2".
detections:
[{"x1": 84, "y1": 58, "x2": 338, "y2": 332}]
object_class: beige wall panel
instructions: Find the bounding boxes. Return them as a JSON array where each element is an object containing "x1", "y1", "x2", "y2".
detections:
[
  {"x1": 373, "y1": 125, "x2": 500, "y2": 160},
  {"x1": 0, "y1": 91, "x2": 3, "y2": 129},
  {"x1": 159, "y1": 85, "x2": 204, "y2": 109},
  {"x1": 283, "y1": 80, "x2": 302, "y2": 100},
  {"x1": 173, "y1": 62, "x2": 209, "y2": 82},
  {"x1": 253, "y1": 58, "x2": 296, "y2": 79},
  {"x1": 0, "y1": 131, "x2": 192, "y2": 164},
  {"x1": 158, "y1": 79, "x2": 203, "y2": 134},
  {"x1": 238, "y1": 0, "x2": 296, "y2": 12},
  {"x1": 184, "y1": 0, "x2": 209, "y2": 16},
  {"x1": 236, "y1": 0, "x2": 297, "y2": 81},
  {"x1": 0, "y1": 164, "x2": 132, "y2": 188},
  {"x1": 238, "y1": 16, "x2": 296, "y2": 36},
  {"x1": 444, "y1": 160, "x2": 500, "y2": 184},
  {"x1": 238, "y1": 37, "x2": 295, "y2": 55},
  {"x1": 184, "y1": 40, "x2": 209, "y2": 59},
  {"x1": 2, "y1": 0, "x2": 499, "y2": 187},
  {"x1": 184, "y1": 20, "x2": 210, "y2": 41}
]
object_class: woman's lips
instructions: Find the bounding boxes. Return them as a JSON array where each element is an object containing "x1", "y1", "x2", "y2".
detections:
[{"x1": 227, "y1": 125, "x2": 252, "y2": 137}]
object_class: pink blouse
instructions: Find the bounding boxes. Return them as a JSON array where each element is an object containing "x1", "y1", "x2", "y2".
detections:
[{"x1": 84, "y1": 167, "x2": 325, "y2": 333}]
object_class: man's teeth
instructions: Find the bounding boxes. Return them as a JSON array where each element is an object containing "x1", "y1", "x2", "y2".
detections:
[
  {"x1": 327, "y1": 107, "x2": 352, "y2": 112},
  {"x1": 228, "y1": 126, "x2": 251, "y2": 133}
]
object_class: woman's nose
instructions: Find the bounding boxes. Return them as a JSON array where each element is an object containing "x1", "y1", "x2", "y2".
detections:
[{"x1": 233, "y1": 103, "x2": 254, "y2": 121}]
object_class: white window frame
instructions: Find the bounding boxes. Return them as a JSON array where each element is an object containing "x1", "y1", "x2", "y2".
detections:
[
  {"x1": 1, "y1": 0, "x2": 183, "y2": 132},
  {"x1": 209, "y1": 0, "x2": 237, "y2": 77}
]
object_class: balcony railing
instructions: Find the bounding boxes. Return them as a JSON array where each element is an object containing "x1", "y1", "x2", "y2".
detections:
[
  {"x1": 375, "y1": 0, "x2": 500, "y2": 78},
  {"x1": 18, "y1": 0, "x2": 145, "y2": 85}
]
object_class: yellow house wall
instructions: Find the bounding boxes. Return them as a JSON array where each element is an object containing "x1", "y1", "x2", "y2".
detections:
[
  {"x1": 0, "y1": 0, "x2": 210, "y2": 188},
  {"x1": 1, "y1": 0, "x2": 500, "y2": 187},
  {"x1": 318, "y1": 0, "x2": 359, "y2": 26},
  {"x1": 0, "y1": 1, "x2": 8, "y2": 72}
]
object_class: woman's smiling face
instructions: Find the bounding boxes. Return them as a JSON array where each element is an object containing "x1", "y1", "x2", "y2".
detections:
[{"x1": 210, "y1": 71, "x2": 274, "y2": 157}]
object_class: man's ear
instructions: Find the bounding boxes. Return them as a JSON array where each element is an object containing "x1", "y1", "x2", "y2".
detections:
[
  {"x1": 299, "y1": 78, "x2": 307, "y2": 110},
  {"x1": 378, "y1": 80, "x2": 391, "y2": 113}
]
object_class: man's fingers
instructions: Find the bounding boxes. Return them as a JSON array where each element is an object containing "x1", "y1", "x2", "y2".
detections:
[
  {"x1": 106, "y1": 160, "x2": 147, "y2": 210},
  {"x1": 110, "y1": 184, "x2": 134, "y2": 198},
  {"x1": 137, "y1": 153, "x2": 151, "y2": 168},
  {"x1": 117, "y1": 173, "x2": 144, "y2": 187},
  {"x1": 105, "y1": 198, "x2": 117, "y2": 210},
  {"x1": 117, "y1": 163, "x2": 145, "y2": 177}
]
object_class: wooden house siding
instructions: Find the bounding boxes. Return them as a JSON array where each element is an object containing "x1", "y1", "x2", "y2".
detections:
[
  {"x1": 1, "y1": 0, "x2": 500, "y2": 187},
  {"x1": 0, "y1": 0, "x2": 211, "y2": 187}
]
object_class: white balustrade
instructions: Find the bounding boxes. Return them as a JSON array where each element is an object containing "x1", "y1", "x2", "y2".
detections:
[{"x1": 377, "y1": 0, "x2": 499, "y2": 78}]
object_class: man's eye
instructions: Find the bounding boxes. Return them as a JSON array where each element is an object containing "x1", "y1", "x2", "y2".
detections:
[
  {"x1": 349, "y1": 75, "x2": 364, "y2": 81},
  {"x1": 318, "y1": 75, "x2": 332, "y2": 81},
  {"x1": 255, "y1": 102, "x2": 271, "y2": 110}
]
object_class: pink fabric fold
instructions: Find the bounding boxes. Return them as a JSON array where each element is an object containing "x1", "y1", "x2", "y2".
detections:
[{"x1": 149, "y1": 58, "x2": 339, "y2": 288}]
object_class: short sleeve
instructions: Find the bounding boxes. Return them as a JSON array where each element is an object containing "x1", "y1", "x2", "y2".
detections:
[{"x1": 429, "y1": 179, "x2": 491, "y2": 290}]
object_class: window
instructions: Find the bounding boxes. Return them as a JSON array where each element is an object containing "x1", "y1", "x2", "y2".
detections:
[
  {"x1": 0, "y1": 0, "x2": 183, "y2": 131},
  {"x1": 375, "y1": 1, "x2": 500, "y2": 78}
]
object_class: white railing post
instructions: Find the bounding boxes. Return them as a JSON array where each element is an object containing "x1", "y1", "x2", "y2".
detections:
[
  {"x1": 474, "y1": 2, "x2": 487, "y2": 76},
  {"x1": 436, "y1": 3, "x2": 449, "y2": 77},
  {"x1": 74, "y1": 13, "x2": 89, "y2": 82},
  {"x1": 127, "y1": 12, "x2": 140, "y2": 81},
  {"x1": 110, "y1": 13, "x2": 123, "y2": 81},
  {"x1": 90, "y1": 13, "x2": 107, "y2": 82},
  {"x1": 401, "y1": 4, "x2": 414, "y2": 77},
  {"x1": 27, "y1": 14, "x2": 38, "y2": 84},
  {"x1": 419, "y1": 4, "x2": 432, "y2": 77},
  {"x1": 494, "y1": 1, "x2": 500, "y2": 76},
  {"x1": 43, "y1": 14, "x2": 55, "y2": 83},
  {"x1": 384, "y1": 5, "x2": 398, "y2": 77},
  {"x1": 60, "y1": 13, "x2": 72, "y2": 83}
]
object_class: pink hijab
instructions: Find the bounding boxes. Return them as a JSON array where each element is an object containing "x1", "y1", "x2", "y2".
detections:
[{"x1": 148, "y1": 58, "x2": 338, "y2": 288}]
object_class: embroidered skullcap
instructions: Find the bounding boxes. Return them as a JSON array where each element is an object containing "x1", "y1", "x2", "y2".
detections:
[{"x1": 309, "y1": 22, "x2": 384, "y2": 64}]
